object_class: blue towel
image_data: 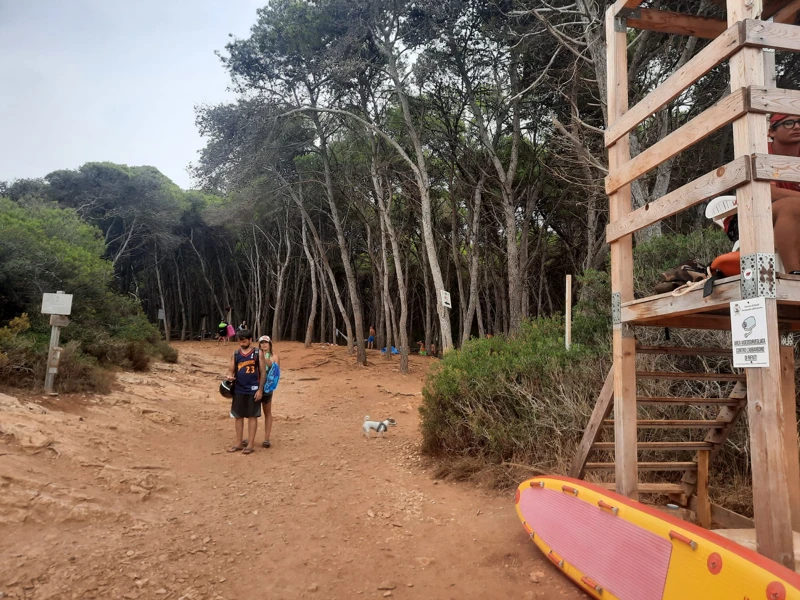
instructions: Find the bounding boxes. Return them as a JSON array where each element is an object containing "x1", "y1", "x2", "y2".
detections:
[
  {"x1": 381, "y1": 346, "x2": 399, "y2": 355},
  {"x1": 263, "y1": 363, "x2": 281, "y2": 393}
]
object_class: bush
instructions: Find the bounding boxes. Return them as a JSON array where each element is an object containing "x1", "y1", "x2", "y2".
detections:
[
  {"x1": 158, "y1": 341, "x2": 179, "y2": 364},
  {"x1": 420, "y1": 318, "x2": 609, "y2": 473}
]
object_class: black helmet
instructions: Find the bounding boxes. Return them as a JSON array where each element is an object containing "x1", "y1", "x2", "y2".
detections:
[{"x1": 219, "y1": 379, "x2": 234, "y2": 398}]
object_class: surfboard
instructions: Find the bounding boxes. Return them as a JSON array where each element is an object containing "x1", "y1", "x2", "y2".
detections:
[{"x1": 515, "y1": 475, "x2": 800, "y2": 600}]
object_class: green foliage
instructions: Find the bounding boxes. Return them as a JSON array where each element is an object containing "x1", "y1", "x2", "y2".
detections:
[
  {"x1": 420, "y1": 318, "x2": 608, "y2": 469},
  {"x1": 0, "y1": 197, "x2": 176, "y2": 392}
]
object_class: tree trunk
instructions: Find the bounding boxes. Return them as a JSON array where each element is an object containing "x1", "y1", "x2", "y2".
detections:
[{"x1": 302, "y1": 220, "x2": 318, "y2": 348}]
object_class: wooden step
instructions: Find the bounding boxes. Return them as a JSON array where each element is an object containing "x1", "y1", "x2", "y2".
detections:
[
  {"x1": 636, "y1": 346, "x2": 732, "y2": 357},
  {"x1": 598, "y1": 482, "x2": 687, "y2": 494},
  {"x1": 637, "y1": 371, "x2": 745, "y2": 381},
  {"x1": 603, "y1": 419, "x2": 728, "y2": 428},
  {"x1": 585, "y1": 462, "x2": 698, "y2": 471},
  {"x1": 592, "y1": 441, "x2": 714, "y2": 451},
  {"x1": 637, "y1": 396, "x2": 742, "y2": 406}
]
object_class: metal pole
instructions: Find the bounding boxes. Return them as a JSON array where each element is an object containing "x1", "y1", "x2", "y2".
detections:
[{"x1": 565, "y1": 274, "x2": 572, "y2": 350}]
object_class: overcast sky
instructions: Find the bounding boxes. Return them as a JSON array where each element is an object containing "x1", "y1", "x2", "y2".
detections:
[{"x1": 0, "y1": 0, "x2": 262, "y2": 189}]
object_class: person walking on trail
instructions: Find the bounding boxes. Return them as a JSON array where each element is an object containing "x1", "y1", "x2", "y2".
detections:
[
  {"x1": 368, "y1": 326, "x2": 376, "y2": 350},
  {"x1": 226, "y1": 330, "x2": 264, "y2": 455},
  {"x1": 724, "y1": 113, "x2": 800, "y2": 272},
  {"x1": 238, "y1": 321, "x2": 247, "y2": 331},
  {"x1": 217, "y1": 319, "x2": 229, "y2": 345}
]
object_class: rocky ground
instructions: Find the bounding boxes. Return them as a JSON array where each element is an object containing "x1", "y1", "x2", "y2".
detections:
[{"x1": 0, "y1": 341, "x2": 585, "y2": 600}]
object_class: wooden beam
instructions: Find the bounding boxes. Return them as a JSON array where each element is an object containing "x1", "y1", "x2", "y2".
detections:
[
  {"x1": 600, "y1": 482, "x2": 687, "y2": 494},
  {"x1": 606, "y1": 157, "x2": 750, "y2": 242},
  {"x1": 635, "y1": 345, "x2": 732, "y2": 356},
  {"x1": 780, "y1": 338, "x2": 800, "y2": 531},
  {"x1": 687, "y1": 496, "x2": 755, "y2": 528},
  {"x1": 745, "y1": 18, "x2": 800, "y2": 52},
  {"x1": 569, "y1": 368, "x2": 614, "y2": 479},
  {"x1": 752, "y1": 153, "x2": 800, "y2": 185},
  {"x1": 749, "y1": 86, "x2": 800, "y2": 116},
  {"x1": 696, "y1": 450, "x2": 712, "y2": 528},
  {"x1": 604, "y1": 24, "x2": 743, "y2": 147},
  {"x1": 633, "y1": 314, "x2": 734, "y2": 330},
  {"x1": 603, "y1": 419, "x2": 731, "y2": 428},
  {"x1": 772, "y1": 0, "x2": 800, "y2": 24},
  {"x1": 623, "y1": 8, "x2": 728, "y2": 39},
  {"x1": 729, "y1": 0, "x2": 795, "y2": 568},
  {"x1": 636, "y1": 371, "x2": 746, "y2": 381},
  {"x1": 636, "y1": 397, "x2": 740, "y2": 405},
  {"x1": 593, "y1": 441, "x2": 715, "y2": 450},
  {"x1": 586, "y1": 461, "x2": 698, "y2": 471},
  {"x1": 606, "y1": 6, "x2": 639, "y2": 501},
  {"x1": 605, "y1": 88, "x2": 749, "y2": 195},
  {"x1": 620, "y1": 277, "x2": 742, "y2": 323}
]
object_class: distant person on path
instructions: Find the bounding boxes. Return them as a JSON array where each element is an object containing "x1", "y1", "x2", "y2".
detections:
[
  {"x1": 217, "y1": 319, "x2": 230, "y2": 345},
  {"x1": 724, "y1": 113, "x2": 800, "y2": 272},
  {"x1": 226, "y1": 330, "x2": 263, "y2": 455},
  {"x1": 418, "y1": 341, "x2": 426, "y2": 356},
  {"x1": 368, "y1": 326, "x2": 376, "y2": 350},
  {"x1": 238, "y1": 320, "x2": 247, "y2": 331}
]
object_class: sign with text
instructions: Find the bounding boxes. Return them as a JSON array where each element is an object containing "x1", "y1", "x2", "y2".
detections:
[
  {"x1": 158, "y1": 308, "x2": 165, "y2": 321},
  {"x1": 41, "y1": 292, "x2": 73, "y2": 316},
  {"x1": 730, "y1": 297, "x2": 769, "y2": 368},
  {"x1": 441, "y1": 290, "x2": 452, "y2": 309}
]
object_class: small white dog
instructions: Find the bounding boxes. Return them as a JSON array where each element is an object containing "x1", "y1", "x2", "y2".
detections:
[{"x1": 363, "y1": 416, "x2": 397, "y2": 437}]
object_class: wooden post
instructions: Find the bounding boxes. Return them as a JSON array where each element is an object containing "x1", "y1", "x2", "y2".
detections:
[
  {"x1": 696, "y1": 449, "x2": 711, "y2": 529},
  {"x1": 565, "y1": 274, "x2": 572, "y2": 350},
  {"x1": 606, "y1": 7, "x2": 639, "y2": 500},
  {"x1": 727, "y1": 0, "x2": 795, "y2": 569},
  {"x1": 44, "y1": 314, "x2": 69, "y2": 395},
  {"x1": 781, "y1": 334, "x2": 800, "y2": 532}
]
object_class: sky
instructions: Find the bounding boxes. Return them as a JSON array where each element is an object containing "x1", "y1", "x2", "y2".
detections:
[{"x1": 0, "y1": 0, "x2": 263, "y2": 189}]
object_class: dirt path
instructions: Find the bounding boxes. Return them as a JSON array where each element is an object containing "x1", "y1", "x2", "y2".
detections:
[{"x1": 0, "y1": 341, "x2": 585, "y2": 600}]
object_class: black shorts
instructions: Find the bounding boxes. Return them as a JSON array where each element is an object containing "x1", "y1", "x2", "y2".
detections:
[
  {"x1": 231, "y1": 392, "x2": 261, "y2": 418},
  {"x1": 260, "y1": 392, "x2": 273, "y2": 405}
]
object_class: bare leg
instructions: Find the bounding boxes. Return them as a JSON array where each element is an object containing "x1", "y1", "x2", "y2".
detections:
[
  {"x1": 246, "y1": 417, "x2": 258, "y2": 450},
  {"x1": 228, "y1": 417, "x2": 244, "y2": 451},
  {"x1": 263, "y1": 401, "x2": 273, "y2": 446},
  {"x1": 773, "y1": 198, "x2": 800, "y2": 272}
]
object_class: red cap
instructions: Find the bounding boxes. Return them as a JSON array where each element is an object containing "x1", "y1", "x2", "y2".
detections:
[{"x1": 771, "y1": 113, "x2": 790, "y2": 128}]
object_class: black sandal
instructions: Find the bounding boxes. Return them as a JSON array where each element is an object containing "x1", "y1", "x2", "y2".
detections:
[
  {"x1": 242, "y1": 447, "x2": 255, "y2": 455},
  {"x1": 227, "y1": 446, "x2": 243, "y2": 452},
  {"x1": 262, "y1": 440, "x2": 271, "y2": 448}
]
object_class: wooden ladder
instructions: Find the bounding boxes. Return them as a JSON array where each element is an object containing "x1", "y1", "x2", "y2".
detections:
[{"x1": 569, "y1": 346, "x2": 748, "y2": 528}]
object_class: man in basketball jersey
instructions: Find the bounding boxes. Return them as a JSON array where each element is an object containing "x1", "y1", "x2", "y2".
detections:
[{"x1": 226, "y1": 330, "x2": 264, "y2": 454}]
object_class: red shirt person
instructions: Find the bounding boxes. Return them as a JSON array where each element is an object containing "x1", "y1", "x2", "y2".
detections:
[
  {"x1": 769, "y1": 113, "x2": 800, "y2": 272},
  {"x1": 725, "y1": 113, "x2": 800, "y2": 272}
]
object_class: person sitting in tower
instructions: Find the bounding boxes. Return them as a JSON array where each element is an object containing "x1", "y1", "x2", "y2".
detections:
[{"x1": 724, "y1": 113, "x2": 800, "y2": 273}]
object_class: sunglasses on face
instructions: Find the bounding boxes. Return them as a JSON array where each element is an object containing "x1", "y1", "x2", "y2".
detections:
[{"x1": 773, "y1": 119, "x2": 800, "y2": 130}]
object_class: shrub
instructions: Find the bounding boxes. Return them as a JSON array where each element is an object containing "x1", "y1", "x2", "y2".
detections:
[
  {"x1": 420, "y1": 317, "x2": 609, "y2": 473},
  {"x1": 157, "y1": 341, "x2": 178, "y2": 364}
]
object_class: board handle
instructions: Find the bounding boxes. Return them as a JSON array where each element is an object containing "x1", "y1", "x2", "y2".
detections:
[
  {"x1": 547, "y1": 550, "x2": 565, "y2": 568},
  {"x1": 668, "y1": 530, "x2": 698, "y2": 550},
  {"x1": 561, "y1": 485, "x2": 579, "y2": 496},
  {"x1": 581, "y1": 576, "x2": 603, "y2": 593},
  {"x1": 530, "y1": 480, "x2": 545, "y2": 488},
  {"x1": 597, "y1": 500, "x2": 619, "y2": 515}
]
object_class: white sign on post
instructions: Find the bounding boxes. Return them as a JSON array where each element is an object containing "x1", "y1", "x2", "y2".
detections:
[
  {"x1": 441, "y1": 290, "x2": 452, "y2": 309},
  {"x1": 158, "y1": 309, "x2": 166, "y2": 321},
  {"x1": 730, "y1": 297, "x2": 770, "y2": 368},
  {"x1": 41, "y1": 292, "x2": 73, "y2": 316}
]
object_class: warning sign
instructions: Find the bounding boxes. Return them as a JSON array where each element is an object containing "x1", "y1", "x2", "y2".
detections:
[{"x1": 730, "y1": 297, "x2": 769, "y2": 368}]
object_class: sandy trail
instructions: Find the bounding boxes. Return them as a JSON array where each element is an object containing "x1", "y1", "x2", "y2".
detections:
[{"x1": 0, "y1": 341, "x2": 585, "y2": 600}]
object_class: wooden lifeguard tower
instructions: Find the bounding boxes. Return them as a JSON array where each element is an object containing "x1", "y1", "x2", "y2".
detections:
[{"x1": 570, "y1": 0, "x2": 800, "y2": 569}]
